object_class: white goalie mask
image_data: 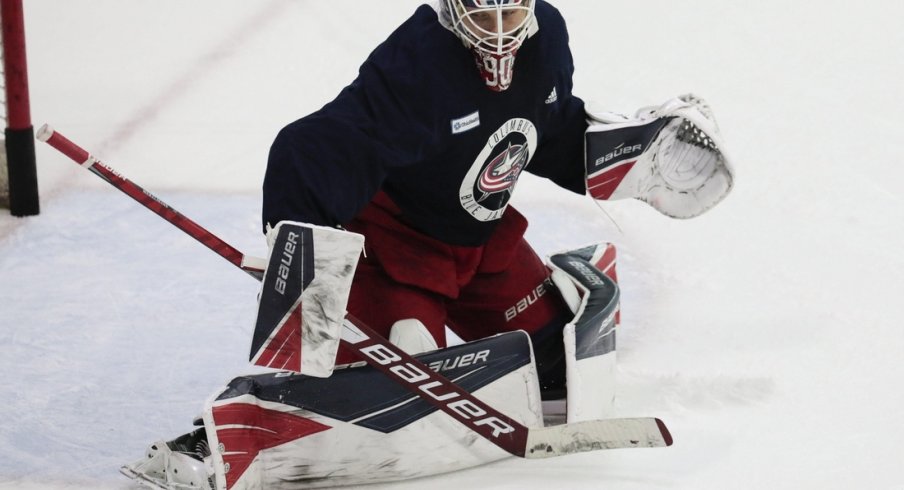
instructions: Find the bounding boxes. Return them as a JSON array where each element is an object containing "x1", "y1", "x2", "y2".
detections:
[{"x1": 440, "y1": 0, "x2": 537, "y2": 92}]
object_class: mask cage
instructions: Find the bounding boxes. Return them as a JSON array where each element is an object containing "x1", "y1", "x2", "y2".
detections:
[{"x1": 443, "y1": 0, "x2": 535, "y2": 56}]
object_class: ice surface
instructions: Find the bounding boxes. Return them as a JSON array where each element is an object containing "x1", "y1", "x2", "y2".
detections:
[{"x1": 2, "y1": 1, "x2": 903, "y2": 488}]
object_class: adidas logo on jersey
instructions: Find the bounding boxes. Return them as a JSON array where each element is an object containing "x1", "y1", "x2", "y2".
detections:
[{"x1": 545, "y1": 86, "x2": 558, "y2": 104}]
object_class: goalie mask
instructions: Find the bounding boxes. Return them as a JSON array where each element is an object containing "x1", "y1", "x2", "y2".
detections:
[{"x1": 440, "y1": 0, "x2": 537, "y2": 92}]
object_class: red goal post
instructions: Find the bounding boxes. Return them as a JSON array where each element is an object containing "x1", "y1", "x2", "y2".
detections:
[{"x1": 0, "y1": 0, "x2": 38, "y2": 216}]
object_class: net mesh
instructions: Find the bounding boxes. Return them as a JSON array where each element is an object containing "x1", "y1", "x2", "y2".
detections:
[{"x1": 658, "y1": 118, "x2": 725, "y2": 193}]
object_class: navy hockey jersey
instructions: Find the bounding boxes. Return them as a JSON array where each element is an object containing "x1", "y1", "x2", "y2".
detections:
[{"x1": 263, "y1": 1, "x2": 588, "y2": 247}]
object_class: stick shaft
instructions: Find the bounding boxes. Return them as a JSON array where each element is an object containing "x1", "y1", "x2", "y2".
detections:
[{"x1": 37, "y1": 125, "x2": 251, "y2": 275}]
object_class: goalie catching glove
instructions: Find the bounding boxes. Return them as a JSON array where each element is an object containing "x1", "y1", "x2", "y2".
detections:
[
  {"x1": 250, "y1": 221, "x2": 364, "y2": 377},
  {"x1": 585, "y1": 94, "x2": 735, "y2": 218}
]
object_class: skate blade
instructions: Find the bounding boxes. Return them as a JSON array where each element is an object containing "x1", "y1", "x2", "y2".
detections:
[{"x1": 120, "y1": 464, "x2": 171, "y2": 490}]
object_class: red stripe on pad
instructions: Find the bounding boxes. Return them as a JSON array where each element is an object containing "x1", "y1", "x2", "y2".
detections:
[
  {"x1": 213, "y1": 403, "x2": 331, "y2": 489},
  {"x1": 254, "y1": 305, "x2": 303, "y2": 372}
]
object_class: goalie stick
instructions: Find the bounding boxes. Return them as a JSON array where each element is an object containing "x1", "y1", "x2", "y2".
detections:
[{"x1": 37, "y1": 124, "x2": 672, "y2": 459}]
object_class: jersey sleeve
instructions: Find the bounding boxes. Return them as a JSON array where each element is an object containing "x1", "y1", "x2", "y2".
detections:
[
  {"x1": 528, "y1": 91, "x2": 588, "y2": 195},
  {"x1": 262, "y1": 36, "x2": 434, "y2": 230},
  {"x1": 524, "y1": 6, "x2": 588, "y2": 195}
]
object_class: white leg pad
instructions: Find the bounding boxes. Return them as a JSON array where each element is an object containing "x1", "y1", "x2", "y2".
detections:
[
  {"x1": 547, "y1": 245, "x2": 620, "y2": 423},
  {"x1": 564, "y1": 324, "x2": 617, "y2": 422}
]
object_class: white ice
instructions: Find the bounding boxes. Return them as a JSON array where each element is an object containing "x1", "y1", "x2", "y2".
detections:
[{"x1": 1, "y1": 1, "x2": 902, "y2": 489}]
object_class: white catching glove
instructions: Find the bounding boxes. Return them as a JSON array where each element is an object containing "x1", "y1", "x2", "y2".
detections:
[{"x1": 585, "y1": 94, "x2": 734, "y2": 219}]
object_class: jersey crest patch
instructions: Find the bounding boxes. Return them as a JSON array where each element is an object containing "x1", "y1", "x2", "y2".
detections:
[{"x1": 459, "y1": 118, "x2": 537, "y2": 222}]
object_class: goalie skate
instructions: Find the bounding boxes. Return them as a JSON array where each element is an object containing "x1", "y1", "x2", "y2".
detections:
[{"x1": 121, "y1": 429, "x2": 214, "y2": 490}]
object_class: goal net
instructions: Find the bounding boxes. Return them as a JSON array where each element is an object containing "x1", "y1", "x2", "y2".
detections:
[{"x1": 0, "y1": 0, "x2": 38, "y2": 216}]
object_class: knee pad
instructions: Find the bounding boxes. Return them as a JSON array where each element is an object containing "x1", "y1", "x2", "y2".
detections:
[{"x1": 388, "y1": 319, "x2": 440, "y2": 355}]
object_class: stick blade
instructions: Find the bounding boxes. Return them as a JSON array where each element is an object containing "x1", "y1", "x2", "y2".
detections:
[{"x1": 524, "y1": 417, "x2": 672, "y2": 458}]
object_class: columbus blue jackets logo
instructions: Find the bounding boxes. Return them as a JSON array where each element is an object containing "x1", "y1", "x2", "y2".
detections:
[
  {"x1": 460, "y1": 118, "x2": 537, "y2": 221},
  {"x1": 477, "y1": 143, "x2": 529, "y2": 197}
]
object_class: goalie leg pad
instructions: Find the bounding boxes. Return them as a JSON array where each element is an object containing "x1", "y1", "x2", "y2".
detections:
[
  {"x1": 201, "y1": 331, "x2": 542, "y2": 489},
  {"x1": 547, "y1": 243, "x2": 620, "y2": 422}
]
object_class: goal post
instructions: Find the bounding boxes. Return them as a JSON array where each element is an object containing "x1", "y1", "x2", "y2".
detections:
[{"x1": 1, "y1": 0, "x2": 39, "y2": 216}]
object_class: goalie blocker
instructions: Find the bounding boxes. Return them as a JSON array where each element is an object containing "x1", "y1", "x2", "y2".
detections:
[{"x1": 250, "y1": 221, "x2": 363, "y2": 377}]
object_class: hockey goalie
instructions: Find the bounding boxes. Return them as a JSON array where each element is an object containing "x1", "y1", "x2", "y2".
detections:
[{"x1": 115, "y1": 1, "x2": 733, "y2": 489}]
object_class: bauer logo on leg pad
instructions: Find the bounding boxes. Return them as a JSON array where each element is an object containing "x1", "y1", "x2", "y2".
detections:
[
  {"x1": 204, "y1": 332, "x2": 543, "y2": 487},
  {"x1": 357, "y1": 341, "x2": 516, "y2": 438},
  {"x1": 549, "y1": 253, "x2": 619, "y2": 358}
]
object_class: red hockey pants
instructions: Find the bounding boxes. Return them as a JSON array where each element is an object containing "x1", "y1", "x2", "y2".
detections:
[{"x1": 341, "y1": 193, "x2": 569, "y2": 363}]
